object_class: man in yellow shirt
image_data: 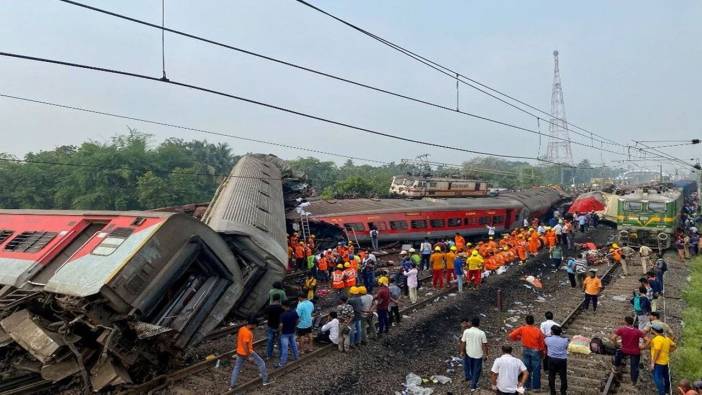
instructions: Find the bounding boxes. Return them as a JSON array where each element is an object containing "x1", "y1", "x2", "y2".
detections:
[
  {"x1": 467, "y1": 250, "x2": 484, "y2": 289},
  {"x1": 646, "y1": 325, "x2": 676, "y2": 395},
  {"x1": 582, "y1": 269, "x2": 602, "y2": 312}
]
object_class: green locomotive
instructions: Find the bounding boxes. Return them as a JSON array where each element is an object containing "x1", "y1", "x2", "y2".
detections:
[{"x1": 616, "y1": 187, "x2": 683, "y2": 251}]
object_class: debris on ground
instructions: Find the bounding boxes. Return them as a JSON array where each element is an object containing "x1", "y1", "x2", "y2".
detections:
[
  {"x1": 401, "y1": 373, "x2": 434, "y2": 395},
  {"x1": 430, "y1": 375, "x2": 451, "y2": 384}
]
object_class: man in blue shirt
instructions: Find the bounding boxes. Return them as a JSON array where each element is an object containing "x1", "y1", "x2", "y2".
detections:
[
  {"x1": 565, "y1": 257, "x2": 577, "y2": 288},
  {"x1": 544, "y1": 325, "x2": 569, "y2": 395},
  {"x1": 296, "y1": 293, "x2": 314, "y2": 354},
  {"x1": 278, "y1": 300, "x2": 299, "y2": 368}
]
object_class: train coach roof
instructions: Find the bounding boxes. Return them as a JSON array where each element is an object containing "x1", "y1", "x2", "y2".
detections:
[
  {"x1": 297, "y1": 195, "x2": 526, "y2": 217},
  {"x1": 0, "y1": 209, "x2": 174, "y2": 217}
]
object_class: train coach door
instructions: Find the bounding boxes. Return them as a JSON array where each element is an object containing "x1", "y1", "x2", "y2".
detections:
[{"x1": 505, "y1": 209, "x2": 515, "y2": 229}]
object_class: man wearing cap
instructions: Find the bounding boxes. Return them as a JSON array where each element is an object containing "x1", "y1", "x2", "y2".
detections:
[
  {"x1": 347, "y1": 286, "x2": 364, "y2": 347},
  {"x1": 644, "y1": 324, "x2": 676, "y2": 395},
  {"x1": 431, "y1": 246, "x2": 446, "y2": 289},
  {"x1": 583, "y1": 269, "x2": 602, "y2": 312},
  {"x1": 229, "y1": 316, "x2": 270, "y2": 389},
  {"x1": 445, "y1": 246, "x2": 458, "y2": 286},
  {"x1": 373, "y1": 277, "x2": 391, "y2": 335}
]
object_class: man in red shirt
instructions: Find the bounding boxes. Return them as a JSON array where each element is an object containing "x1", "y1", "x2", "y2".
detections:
[
  {"x1": 373, "y1": 277, "x2": 391, "y2": 335},
  {"x1": 229, "y1": 317, "x2": 270, "y2": 389},
  {"x1": 508, "y1": 315, "x2": 545, "y2": 391},
  {"x1": 610, "y1": 315, "x2": 645, "y2": 385}
]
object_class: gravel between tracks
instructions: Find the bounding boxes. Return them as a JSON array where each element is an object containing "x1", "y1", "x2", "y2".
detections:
[{"x1": 226, "y1": 227, "x2": 616, "y2": 395}]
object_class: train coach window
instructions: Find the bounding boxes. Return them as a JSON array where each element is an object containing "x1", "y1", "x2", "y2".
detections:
[
  {"x1": 4, "y1": 231, "x2": 57, "y2": 253},
  {"x1": 478, "y1": 217, "x2": 491, "y2": 225},
  {"x1": 430, "y1": 219, "x2": 445, "y2": 228},
  {"x1": 389, "y1": 220, "x2": 408, "y2": 230},
  {"x1": 343, "y1": 223, "x2": 365, "y2": 232},
  {"x1": 464, "y1": 218, "x2": 478, "y2": 225},
  {"x1": 0, "y1": 230, "x2": 13, "y2": 244},
  {"x1": 410, "y1": 220, "x2": 427, "y2": 229},
  {"x1": 448, "y1": 218, "x2": 462, "y2": 227},
  {"x1": 624, "y1": 202, "x2": 643, "y2": 211},
  {"x1": 492, "y1": 216, "x2": 504, "y2": 224},
  {"x1": 648, "y1": 202, "x2": 666, "y2": 213},
  {"x1": 368, "y1": 222, "x2": 386, "y2": 231},
  {"x1": 92, "y1": 227, "x2": 133, "y2": 256}
]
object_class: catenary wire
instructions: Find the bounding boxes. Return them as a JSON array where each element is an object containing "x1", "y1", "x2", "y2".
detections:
[
  {"x1": 0, "y1": 51, "x2": 576, "y2": 167},
  {"x1": 0, "y1": 93, "x2": 540, "y2": 179},
  {"x1": 53, "y1": 0, "x2": 621, "y2": 155},
  {"x1": 293, "y1": 0, "x2": 628, "y2": 149}
]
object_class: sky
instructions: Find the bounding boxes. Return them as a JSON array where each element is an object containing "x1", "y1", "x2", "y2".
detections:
[{"x1": 1, "y1": 0, "x2": 701, "y2": 175}]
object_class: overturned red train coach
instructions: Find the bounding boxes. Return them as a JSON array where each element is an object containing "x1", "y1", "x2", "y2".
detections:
[{"x1": 295, "y1": 187, "x2": 563, "y2": 243}]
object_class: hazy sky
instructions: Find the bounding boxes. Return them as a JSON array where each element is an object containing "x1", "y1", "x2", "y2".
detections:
[{"x1": 1, "y1": 1, "x2": 701, "y2": 174}]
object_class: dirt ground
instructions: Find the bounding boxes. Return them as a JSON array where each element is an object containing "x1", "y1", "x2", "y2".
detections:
[{"x1": 239, "y1": 227, "x2": 616, "y2": 395}]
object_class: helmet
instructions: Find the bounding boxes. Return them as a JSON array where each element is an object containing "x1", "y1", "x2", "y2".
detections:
[
  {"x1": 357, "y1": 286, "x2": 367, "y2": 294},
  {"x1": 349, "y1": 286, "x2": 359, "y2": 295},
  {"x1": 450, "y1": 246, "x2": 457, "y2": 251},
  {"x1": 503, "y1": 246, "x2": 509, "y2": 251},
  {"x1": 344, "y1": 262, "x2": 351, "y2": 268},
  {"x1": 400, "y1": 250, "x2": 408, "y2": 255},
  {"x1": 489, "y1": 237, "x2": 493, "y2": 240},
  {"x1": 408, "y1": 248, "x2": 416, "y2": 253},
  {"x1": 466, "y1": 242, "x2": 472, "y2": 246},
  {"x1": 471, "y1": 250, "x2": 479, "y2": 256},
  {"x1": 611, "y1": 243, "x2": 619, "y2": 249},
  {"x1": 337, "y1": 264, "x2": 343, "y2": 269},
  {"x1": 434, "y1": 246, "x2": 441, "y2": 251},
  {"x1": 378, "y1": 276, "x2": 389, "y2": 286}
]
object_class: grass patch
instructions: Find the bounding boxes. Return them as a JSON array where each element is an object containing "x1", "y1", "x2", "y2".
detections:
[{"x1": 671, "y1": 256, "x2": 702, "y2": 380}]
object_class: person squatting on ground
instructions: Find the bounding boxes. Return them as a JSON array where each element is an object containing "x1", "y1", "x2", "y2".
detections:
[
  {"x1": 508, "y1": 315, "x2": 545, "y2": 391},
  {"x1": 229, "y1": 317, "x2": 270, "y2": 389},
  {"x1": 460, "y1": 317, "x2": 488, "y2": 392},
  {"x1": 491, "y1": 344, "x2": 528, "y2": 395}
]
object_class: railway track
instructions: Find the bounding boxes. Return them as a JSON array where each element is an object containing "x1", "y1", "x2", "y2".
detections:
[
  {"x1": 119, "y1": 270, "x2": 439, "y2": 394},
  {"x1": 552, "y1": 260, "x2": 659, "y2": 394}
]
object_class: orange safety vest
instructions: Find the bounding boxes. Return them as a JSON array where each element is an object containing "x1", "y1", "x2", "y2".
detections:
[
  {"x1": 343, "y1": 268, "x2": 356, "y2": 287},
  {"x1": 317, "y1": 257, "x2": 328, "y2": 271},
  {"x1": 445, "y1": 252, "x2": 456, "y2": 269},
  {"x1": 455, "y1": 236, "x2": 465, "y2": 250},
  {"x1": 331, "y1": 270, "x2": 345, "y2": 289},
  {"x1": 294, "y1": 244, "x2": 305, "y2": 259}
]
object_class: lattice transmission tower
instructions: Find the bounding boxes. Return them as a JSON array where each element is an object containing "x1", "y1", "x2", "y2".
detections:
[{"x1": 544, "y1": 50, "x2": 573, "y2": 165}]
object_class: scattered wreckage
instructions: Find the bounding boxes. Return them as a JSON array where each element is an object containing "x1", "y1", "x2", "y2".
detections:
[{"x1": 0, "y1": 155, "x2": 289, "y2": 392}]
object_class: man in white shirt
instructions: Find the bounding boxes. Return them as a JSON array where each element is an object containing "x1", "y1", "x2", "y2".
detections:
[
  {"x1": 317, "y1": 312, "x2": 339, "y2": 346},
  {"x1": 540, "y1": 311, "x2": 559, "y2": 337},
  {"x1": 638, "y1": 245, "x2": 653, "y2": 274},
  {"x1": 460, "y1": 317, "x2": 488, "y2": 392},
  {"x1": 491, "y1": 345, "x2": 528, "y2": 394},
  {"x1": 486, "y1": 225, "x2": 496, "y2": 237}
]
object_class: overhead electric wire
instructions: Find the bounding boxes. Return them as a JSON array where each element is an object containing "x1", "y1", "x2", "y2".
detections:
[
  {"x1": 53, "y1": 0, "x2": 620, "y2": 156},
  {"x1": 0, "y1": 51, "x2": 574, "y2": 167},
  {"x1": 0, "y1": 93, "x2": 386, "y2": 165},
  {"x1": 293, "y1": 0, "x2": 628, "y2": 149}
]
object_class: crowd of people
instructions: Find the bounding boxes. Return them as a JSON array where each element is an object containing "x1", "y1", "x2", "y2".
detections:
[{"x1": 229, "y1": 200, "x2": 696, "y2": 394}]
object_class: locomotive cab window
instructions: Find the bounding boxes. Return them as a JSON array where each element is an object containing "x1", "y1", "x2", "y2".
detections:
[
  {"x1": 343, "y1": 223, "x2": 365, "y2": 232},
  {"x1": 410, "y1": 220, "x2": 427, "y2": 229},
  {"x1": 648, "y1": 202, "x2": 666, "y2": 213},
  {"x1": 430, "y1": 219, "x2": 445, "y2": 228},
  {"x1": 624, "y1": 202, "x2": 643, "y2": 211},
  {"x1": 389, "y1": 220, "x2": 408, "y2": 230},
  {"x1": 4, "y1": 231, "x2": 57, "y2": 253},
  {"x1": 448, "y1": 218, "x2": 462, "y2": 227}
]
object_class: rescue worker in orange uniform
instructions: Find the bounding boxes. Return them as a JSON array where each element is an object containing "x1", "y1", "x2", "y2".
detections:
[
  {"x1": 487, "y1": 237, "x2": 498, "y2": 255},
  {"x1": 317, "y1": 253, "x2": 329, "y2": 282},
  {"x1": 331, "y1": 264, "x2": 345, "y2": 293},
  {"x1": 454, "y1": 233, "x2": 466, "y2": 252},
  {"x1": 528, "y1": 231, "x2": 540, "y2": 256},
  {"x1": 293, "y1": 241, "x2": 306, "y2": 271},
  {"x1": 445, "y1": 246, "x2": 457, "y2": 285},
  {"x1": 545, "y1": 228, "x2": 557, "y2": 248},
  {"x1": 430, "y1": 246, "x2": 446, "y2": 289},
  {"x1": 516, "y1": 239, "x2": 528, "y2": 263},
  {"x1": 342, "y1": 262, "x2": 357, "y2": 294}
]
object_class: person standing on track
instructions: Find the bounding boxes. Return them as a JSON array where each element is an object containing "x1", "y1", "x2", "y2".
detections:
[
  {"x1": 403, "y1": 263, "x2": 419, "y2": 303},
  {"x1": 229, "y1": 316, "x2": 270, "y2": 390},
  {"x1": 583, "y1": 269, "x2": 603, "y2": 313},
  {"x1": 544, "y1": 325, "x2": 569, "y2": 395},
  {"x1": 639, "y1": 244, "x2": 653, "y2": 274},
  {"x1": 508, "y1": 315, "x2": 545, "y2": 392},
  {"x1": 445, "y1": 246, "x2": 457, "y2": 286},
  {"x1": 644, "y1": 324, "x2": 676, "y2": 395},
  {"x1": 461, "y1": 317, "x2": 488, "y2": 393},
  {"x1": 295, "y1": 294, "x2": 314, "y2": 354},
  {"x1": 631, "y1": 287, "x2": 652, "y2": 330},
  {"x1": 358, "y1": 286, "x2": 376, "y2": 342},
  {"x1": 420, "y1": 238, "x2": 432, "y2": 271},
  {"x1": 373, "y1": 276, "x2": 391, "y2": 335},
  {"x1": 335, "y1": 295, "x2": 353, "y2": 352},
  {"x1": 467, "y1": 250, "x2": 484, "y2": 290},
  {"x1": 540, "y1": 311, "x2": 559, "y2": 337},
  {"x1": 277, "y1": 300, "x2": 299, "y2": 368},
  {"x1": 611, "y1": 316, "x2": 645, "y2": 385},
  {"x1": 388, "y1": 278, "x2": 402, "y2": 326},
  {"x1": 431, "y1": 246, "x2": 446, "y2": 289},
  {"x1": 565, "y1": 256, "x2": 577, "y2": 287},
  {"x1": 369, "y1": 226, "x2": 379, "y2": 251},
  {"x1": 265, "y1": 294, "x2": 284, "y2": 361},
  {"x1": 454, "y1": 252, "x2": 467, "y2": 293},
  {"x1": 490, "y1": 344, "x2": 528, "y2": 395}
]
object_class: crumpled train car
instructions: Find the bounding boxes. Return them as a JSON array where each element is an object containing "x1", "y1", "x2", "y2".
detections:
[{"x1": 0, "y1": 210, "x2": 244, "y2": 391}]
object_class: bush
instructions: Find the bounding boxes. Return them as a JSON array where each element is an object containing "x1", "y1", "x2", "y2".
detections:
[{"x1": 671, "y1": 257, "x2": 702, "y2": 380}]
